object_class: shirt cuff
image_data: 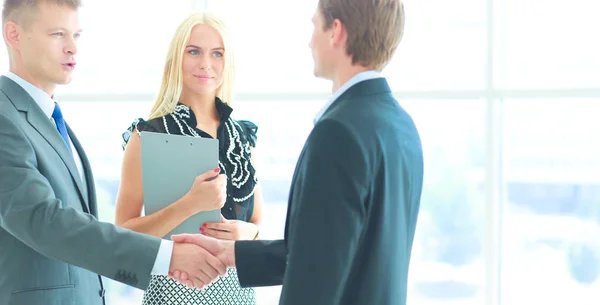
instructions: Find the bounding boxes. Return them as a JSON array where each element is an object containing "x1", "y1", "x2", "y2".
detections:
[{"x1": 151, "y1": 239, "x2": 174, "y2": 275}]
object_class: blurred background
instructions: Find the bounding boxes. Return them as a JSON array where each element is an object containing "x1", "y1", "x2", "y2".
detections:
[{"x1": 1, "y1": 0, "x2": 597, "y2": 304}]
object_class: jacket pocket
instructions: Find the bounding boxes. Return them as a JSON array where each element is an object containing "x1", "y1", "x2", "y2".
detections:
[{"x1": 10, "y1": 285, "x2": 75, "y2": 305}]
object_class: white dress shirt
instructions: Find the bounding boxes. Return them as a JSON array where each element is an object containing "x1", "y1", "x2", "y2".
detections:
[
  {"x1": 6, "y1": 72, "x2": 85, "y2": 179},
  {"x1": 313, "y1": 70, "x2": 383, "y2": 124},
  {"x1": 5, "y1": 72, "x2": 173, "y2": 276}
]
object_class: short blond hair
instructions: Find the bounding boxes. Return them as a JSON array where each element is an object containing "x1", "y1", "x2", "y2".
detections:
[
  {"x1": 149, "y1": 11, "x2": 234, "y2": 120},
  {"x1": 318, "y1": 0, "x2": 405, "y2": 70},
  {"x1": 2, "y1": 0, "x2": 81, "y2": 27}
]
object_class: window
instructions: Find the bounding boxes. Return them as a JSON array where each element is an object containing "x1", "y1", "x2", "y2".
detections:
[
  {"x1": 385, "y1": 0, "x2": 487, "y2": 91},
  {"x1": 2, "y1": 0, "x2": 598, "y2": 304},
  {"x1": 499, "y1": 0, "x2": 600, "y2": 89},
  {"x1": 57, "y1": 0, "x2": 193, "y2": 95},
  {"x1": 402, "y1": 100, "x2": 486, "y2": 305},
  {"x1": 205, "y1": 0, "x2": 330, "y2": 94},
  {"x1": 501, "y1": 99, "x2": 600, "y2": 304}
]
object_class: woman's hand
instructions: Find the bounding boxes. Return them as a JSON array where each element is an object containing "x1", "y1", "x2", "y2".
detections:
[
  {"x1": 201, "y1": 215, "x2": 258, "y2": 240},
  {"x1": 183, "y1": 169, "x2": 227, "y2": 214}
]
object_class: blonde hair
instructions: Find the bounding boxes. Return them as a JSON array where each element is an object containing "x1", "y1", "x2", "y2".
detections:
[{"x1": 149, "y1": 11, "x2": 234, "y2": 120}]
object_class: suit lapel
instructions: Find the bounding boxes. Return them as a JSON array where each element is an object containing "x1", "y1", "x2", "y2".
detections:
[
  {"x1": 283, "y1": 144, "x2": 310, "y2": 242},
  {"x1": 67, "y1": 124, "x2": 97, "y2": 216},
  {"x1": 26, "y1": 103, "x2": 90, "y2": 214},
  {"x1": 0, "y1": 76, "x2": 90, "y2": 213}
]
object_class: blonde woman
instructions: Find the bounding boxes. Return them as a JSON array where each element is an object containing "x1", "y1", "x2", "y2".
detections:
[{"x1": 116, "y1": 11, "x2": 262, "y2": 305}]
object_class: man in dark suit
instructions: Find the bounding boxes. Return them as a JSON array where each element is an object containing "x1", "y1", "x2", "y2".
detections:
[
  {"x1": 171, "y1": 0, "x2": 423, "y2": 304},
  {"x1": 0, "y1": 1, "x2": 226, "y2": 304}
]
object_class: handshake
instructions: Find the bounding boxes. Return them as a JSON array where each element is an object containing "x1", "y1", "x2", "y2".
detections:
[{"x1": 167, "y1": 234, "x2": 236, "y2": 289}]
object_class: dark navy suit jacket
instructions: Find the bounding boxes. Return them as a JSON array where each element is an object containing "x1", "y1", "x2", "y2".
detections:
[{"x1": 235, "y1": 77, "x2": 424, "y2": 305}]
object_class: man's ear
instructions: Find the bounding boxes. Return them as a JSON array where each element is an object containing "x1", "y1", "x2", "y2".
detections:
[
  {"x1": 4, "y1": 21, "x2": 22, "y2": 50},
  {"x1": 329, "y1": 18, "x2": 347, "y2": 49}
]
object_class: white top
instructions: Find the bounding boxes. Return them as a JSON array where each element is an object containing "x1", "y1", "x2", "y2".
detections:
[{"x1": 5, "y1": 72, "x2": 84, "y2": 178}]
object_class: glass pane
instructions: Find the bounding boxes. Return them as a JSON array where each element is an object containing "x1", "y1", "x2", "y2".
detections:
[
  {"x1": 207, "y1": 0, "x2": 486, "y2": 93},
  {"x1": 384, "y1": 0, "x2": 487, "y2": 90},
  {"x1": 206, "y1": 0, "x2": 330, "y2": 94},
  {"x1": 402, "y1": 99, "x2": 485, "y2": 305},
  {"x1": 500, "y1": 0, "x2": 600, "y2": 89},
  {"x1": 56, "y1": 1, "x2": 193, "y2": 96},
  {"x1": 502, "y1": 99, "x2": 600, "y2": 304}
]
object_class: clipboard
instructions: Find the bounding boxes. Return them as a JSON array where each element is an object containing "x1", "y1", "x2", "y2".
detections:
[{"x1": 140, "y1": 131, "x2": 222, "y2": 239}]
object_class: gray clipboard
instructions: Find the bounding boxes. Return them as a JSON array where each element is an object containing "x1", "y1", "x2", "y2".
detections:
[{"x1": 140, "y1": 131, "x2": 221, "y2": 239}]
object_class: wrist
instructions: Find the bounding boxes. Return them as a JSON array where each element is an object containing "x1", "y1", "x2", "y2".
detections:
[
  {"x1": 243, "y1": 222, "x2": 259, "y2": 240},
  {"x1": 222, "y1": 240, "x2": 236, "y2": 267},
  {"x1": 179, "y1": 193, "x2": 203, "y2": 214},
  {"x1": 169, "y1": 242, "x2": 183, "y2": 272}
]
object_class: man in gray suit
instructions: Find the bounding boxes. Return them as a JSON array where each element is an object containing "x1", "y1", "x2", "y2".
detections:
[{"x1": 0, "y1": 1, "x2": 226, "y2": 304}]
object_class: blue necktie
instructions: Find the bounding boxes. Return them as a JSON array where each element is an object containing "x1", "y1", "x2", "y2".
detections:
[{"x1": 52, "y1": 102, "x2": 72, "y2": 153}]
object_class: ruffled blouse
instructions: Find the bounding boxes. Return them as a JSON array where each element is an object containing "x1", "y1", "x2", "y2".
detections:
[{"x1": 122, "y1": 98, "x2": 258, "y2": 221}]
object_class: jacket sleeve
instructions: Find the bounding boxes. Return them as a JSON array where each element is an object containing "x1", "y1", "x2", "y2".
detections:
[{"x1": 0, "y1": 113, "x2": 161, "y2": 289}]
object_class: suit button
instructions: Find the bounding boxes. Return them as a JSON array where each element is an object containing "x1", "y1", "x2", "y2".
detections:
[{"x1": 99, "y1": 289, "x2": 106, "y2": 297}]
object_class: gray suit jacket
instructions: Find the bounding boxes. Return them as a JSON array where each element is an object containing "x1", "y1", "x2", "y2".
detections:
[{"x1": 0, "y1": 76, "x2": 161, "y2": 305}]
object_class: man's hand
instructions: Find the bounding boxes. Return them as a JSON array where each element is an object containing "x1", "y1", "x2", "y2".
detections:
[
  {"x1": 169, "y1": 242, "x2": 227, "y2": 289},
  {"x1": 170, "y1": 234, "x2": 236, "y2": 285}
]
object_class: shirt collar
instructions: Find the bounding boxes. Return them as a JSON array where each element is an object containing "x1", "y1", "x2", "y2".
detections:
[
  {"x1": 5, "y1": 71, "x2": 56, "y2": 119},
  {"x1": 313, "y1": 70, "x2": 383, "y2": 124}
]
